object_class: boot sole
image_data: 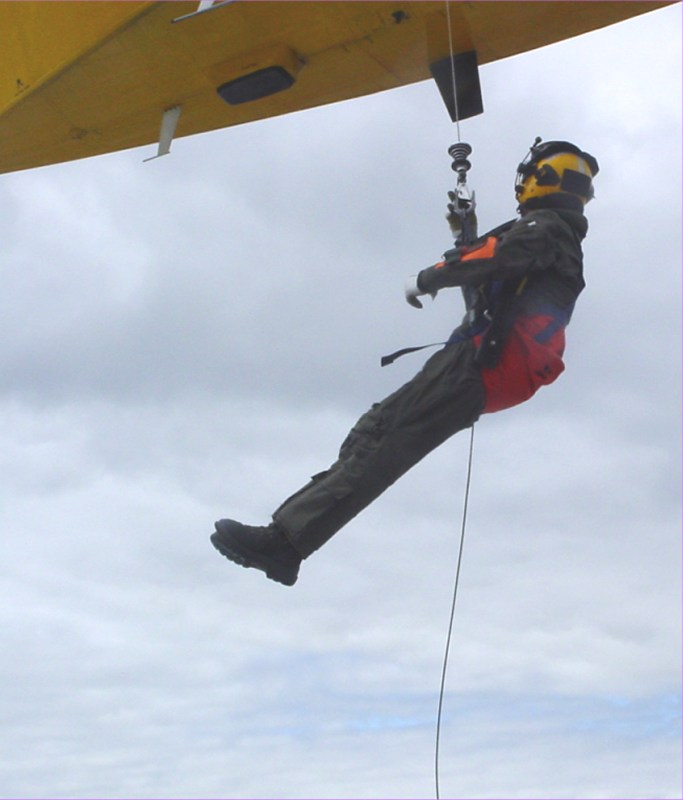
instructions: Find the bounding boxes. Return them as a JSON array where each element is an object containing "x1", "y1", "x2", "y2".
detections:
[{"x1": 210, "y1": 526, "x2": 298, "y2": 586}]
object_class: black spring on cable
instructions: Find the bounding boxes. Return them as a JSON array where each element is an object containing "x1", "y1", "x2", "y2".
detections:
[{"x1": 448, "y1": 142, "x2": 472, "y2": 175}]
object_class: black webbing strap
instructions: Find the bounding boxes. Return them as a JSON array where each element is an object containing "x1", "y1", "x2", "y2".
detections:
[{"x1": 380, "y1": 342, "x2": 446, "y2": 367}]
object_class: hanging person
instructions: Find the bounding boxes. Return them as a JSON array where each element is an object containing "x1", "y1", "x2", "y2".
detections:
[{"x1": 210, "y1": 139, "x2": 599, "y2": 587}]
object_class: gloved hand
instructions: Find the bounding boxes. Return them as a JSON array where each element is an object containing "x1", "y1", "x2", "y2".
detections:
[
  {"x1": 446, "y1": 189, "x2": 477, "y2": 241},
  {"x1": 446, "y1": 191, "x2": 463, "y2": 237},
  {"x1": 404, "y1": 275, "x2": 436, "y2": 309}
]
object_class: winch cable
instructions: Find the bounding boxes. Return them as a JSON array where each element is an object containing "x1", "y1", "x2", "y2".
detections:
[
  {"x1": 434, "y1": 422, "x2": 475, "y2": 800},
  {"x1": 434, "y1": 4, "x2": 478, "y2": 798},
  {"x1": 445, "y1": 0, "x2": 461, "y2": 143}
]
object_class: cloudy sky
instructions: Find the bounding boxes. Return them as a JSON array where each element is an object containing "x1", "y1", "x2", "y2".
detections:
[{"x1": 1, "y1": 4, "x2": 681, "y2": 799}]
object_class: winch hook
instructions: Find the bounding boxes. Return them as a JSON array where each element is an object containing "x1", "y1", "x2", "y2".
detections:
[{"x1": 446, "y1": 141, "x2": 477, "y2": 246}]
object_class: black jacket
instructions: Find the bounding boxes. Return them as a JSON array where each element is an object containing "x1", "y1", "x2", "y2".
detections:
[
  {"x1": 417, "y1": 209, "x2": 588, "y2": 318},
  {"x1": 417, "y1": 207, "x2": 588, "y2": 341}
]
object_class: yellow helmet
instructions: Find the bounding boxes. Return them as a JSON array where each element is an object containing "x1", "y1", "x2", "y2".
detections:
[{"x1": 515, "y1": 139, "x2": 599, "y2": 210}]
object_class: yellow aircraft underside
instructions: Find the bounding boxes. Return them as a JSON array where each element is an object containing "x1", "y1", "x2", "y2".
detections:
[{"x1": 0, "y1": 1, "x2": 672, "y2": 174}]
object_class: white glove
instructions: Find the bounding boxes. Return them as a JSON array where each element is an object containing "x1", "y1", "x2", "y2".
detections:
[{"x1": 404, "y1": 275, "x2": 436, "y2": 309}]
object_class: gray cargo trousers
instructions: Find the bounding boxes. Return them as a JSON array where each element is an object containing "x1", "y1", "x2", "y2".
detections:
[{"x1": 273, "y1": 339, "x2": 486, "y2": 558}]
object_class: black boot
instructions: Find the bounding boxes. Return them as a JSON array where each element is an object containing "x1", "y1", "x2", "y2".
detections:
[{"x1": 210, "y1": 519, "x2": 301, "y2": 586}]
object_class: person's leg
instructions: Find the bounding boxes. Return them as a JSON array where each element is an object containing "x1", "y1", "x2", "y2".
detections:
[
  {"x1": 274, "y1": 340, "x2": 484, "y2": 557},
  {"x1": 211, "y1": 340, "x2": 485, "y2": 583}
]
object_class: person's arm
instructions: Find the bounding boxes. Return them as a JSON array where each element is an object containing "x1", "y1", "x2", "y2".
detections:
[{"x1": 417, "y1": 212, "x2": 561, "y2": 295}]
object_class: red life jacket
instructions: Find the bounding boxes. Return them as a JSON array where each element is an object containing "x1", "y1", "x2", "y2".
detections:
[{"x1": 475, "y1": 308, "x2": 568, "y2": 414}]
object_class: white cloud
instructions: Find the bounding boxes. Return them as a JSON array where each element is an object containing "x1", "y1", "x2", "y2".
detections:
[{"x1": 0, "y1": 4, "x2": 680, "y2": 798}]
